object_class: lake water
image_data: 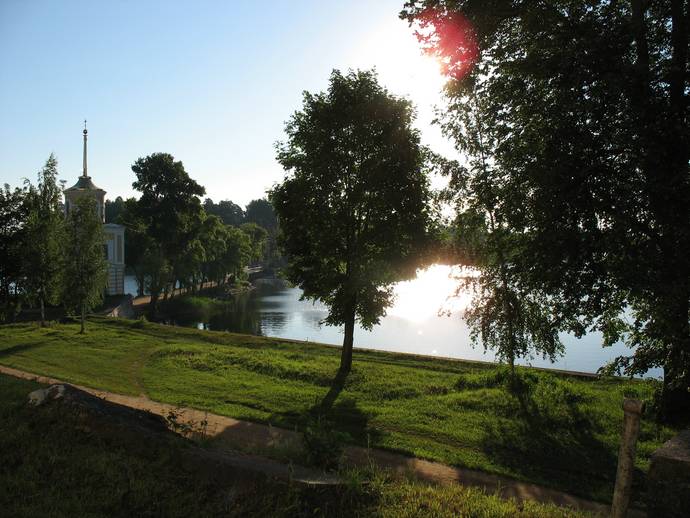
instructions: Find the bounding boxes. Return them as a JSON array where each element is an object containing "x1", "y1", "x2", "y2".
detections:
[{"x1": 125, "y1": 266, "x2": 661, "y2": 377}]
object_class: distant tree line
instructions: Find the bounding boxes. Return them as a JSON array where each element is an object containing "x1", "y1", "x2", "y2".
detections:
[
  {"x1": 0, "y1": 155, "x2": 107, "y2": 332},
  {"x1": 106, "y1": 153, "x2": 278, "y2": 315},
  {"x1": 1, "y1": 152, "x2": 280, "y2": 325}
]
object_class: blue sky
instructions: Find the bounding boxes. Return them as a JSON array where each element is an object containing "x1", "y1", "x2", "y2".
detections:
[{"x1": 0, "y1": 0, "x2": 454, "y2": 207}]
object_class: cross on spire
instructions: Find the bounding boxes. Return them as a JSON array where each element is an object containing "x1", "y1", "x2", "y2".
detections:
[{"x1": 82, "y1": 120, "x2": 88, "y2": 177}]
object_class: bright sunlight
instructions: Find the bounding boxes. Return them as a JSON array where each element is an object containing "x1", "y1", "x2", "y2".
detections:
[{"x1": 388, "y1": 264, "x2": 471, "y2": 322}]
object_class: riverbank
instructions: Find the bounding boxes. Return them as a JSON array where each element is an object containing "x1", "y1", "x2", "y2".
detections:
[
  {"x1": 0, "y1": 317, "x2": 677, "y2": 503},
  {"x1": 130, "y1": 269, "x2": 661, "y2": 376},
  {"x1": 131, "y1": 278, "x2": 254, "y2": 310}
]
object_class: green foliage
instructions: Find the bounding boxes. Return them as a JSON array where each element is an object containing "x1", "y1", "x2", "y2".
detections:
[
  {"x1": 401, "y1": 0, "x2": 690, "y2": 418},
  {"x1": 303, "y1": 415, "x2": 351, "y2": 470},
  {"x1": 104, "y1": 195, "x2": 125, "y2": 223},
  {"x1": 0, "y1": 319, "x2": 678, "y2": 502},
  {"x1": 203, "y1": 197, "x2": 244, "y2": 226},
  {"x1": 221, "y1": 224, "x2": 252, "y2": 279},
  {"x1": 125, "y1": 155, "x2": 254, "y2": 307},
  {"x1": 130, "y1": 152, "x2": 206, "y2": 309},
  {"x1": 240, "y1": 221, "x2": 268, "y2": 264},
  {"x1": 245, "y1": 198, "x2": 281, "y2": 268},
  {"x1": 62, "y1": 197, "x2": 108, "y2": 332},
  {"x1": 272, "y1": 69, "x2": 434, "y2": 373},
  {"x1": 245, "y1": 198, "x2": 277, "y2": 232},
  {"x1": 0, "y1": 183, "x2": 28, "y2": 322},
  {"x1": 22, "y1": 154, "x2": 65, "y2": 325}
]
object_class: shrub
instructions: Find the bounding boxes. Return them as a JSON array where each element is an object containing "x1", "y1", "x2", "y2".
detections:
[{"x1": 302, "y1": 416, "x2": 351, "y2": 471}]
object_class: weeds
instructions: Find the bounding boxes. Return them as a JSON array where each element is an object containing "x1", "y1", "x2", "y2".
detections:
[{"x1": 165, "y1": 408, "x2": 210, "y2": 443}]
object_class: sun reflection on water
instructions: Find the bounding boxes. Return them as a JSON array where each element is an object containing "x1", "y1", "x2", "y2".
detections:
[{"x1": 387, "y1": 264, "x2": 471, "y2": 323}]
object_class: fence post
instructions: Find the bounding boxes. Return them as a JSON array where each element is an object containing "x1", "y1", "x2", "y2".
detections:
[{"x1": 611, "y1": 399, "x2": 644, "y2": 518}]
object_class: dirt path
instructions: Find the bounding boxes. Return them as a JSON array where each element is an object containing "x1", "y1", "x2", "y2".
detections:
[{"x1": 0, "y1": 364, "x2": 625, "y2": 516}]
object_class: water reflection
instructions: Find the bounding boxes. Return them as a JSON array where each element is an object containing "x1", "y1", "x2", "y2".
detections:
[{"x1": 128, "y1": 266, "x2": 661, "y2": 377}]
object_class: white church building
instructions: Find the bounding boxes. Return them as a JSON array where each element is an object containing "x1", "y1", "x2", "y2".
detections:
[{"x1": 64, "y1": 125, "x2": 125, "y2": 295}]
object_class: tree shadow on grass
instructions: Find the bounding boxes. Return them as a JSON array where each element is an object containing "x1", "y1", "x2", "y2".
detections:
[
  {"x1": 306, "y1": 370, "x2": 383, "y2": 446},
  {"x1": 479, "y1": 380, "x2": 621, "y2": 501},
  {"x1": 0, "y1": 342, "x2": 47, "y2": 359}
]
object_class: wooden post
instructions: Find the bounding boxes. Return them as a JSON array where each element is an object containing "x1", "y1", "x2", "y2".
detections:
[{"x1": 611, "y1": 399, "x2": 644, "y2": 518}]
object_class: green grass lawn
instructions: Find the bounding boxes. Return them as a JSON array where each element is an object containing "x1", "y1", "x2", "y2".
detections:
[
  {"x1": 0, "y1": 373, "x2": 588, "y2": 517},
  {"x1": 0, "y1": 317, "x2": 676, "y2": 503}
]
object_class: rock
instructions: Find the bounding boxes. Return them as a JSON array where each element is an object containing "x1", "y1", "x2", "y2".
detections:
[
  {"x1": 27, "y1": 384, "x2": 170, "y2": 437},
  {"x1": 28, "y1": 384, "x2": 67, "y2": 406},
  {"x1": 647, "y1": 429, "x2": 690, "y2": 518}
]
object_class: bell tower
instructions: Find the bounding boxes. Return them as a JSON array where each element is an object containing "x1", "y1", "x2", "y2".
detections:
[
  {"x1": 63, "y1": 122, "x2": 125, "y2": 295},
  {"x1": 63, "y1": 121, "x2": 106, "y2": 222}
]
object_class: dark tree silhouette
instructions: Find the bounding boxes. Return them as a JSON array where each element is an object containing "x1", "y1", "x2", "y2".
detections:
[
  {"x1": 271, "y1": 69, "x2": 434, "y2": 375},
  {"x1": 130, "y1": 153, "x2": 205, "y2": 312},
  {"x1": 402, "y1": 0, "x2": 690, "y2": 420}
]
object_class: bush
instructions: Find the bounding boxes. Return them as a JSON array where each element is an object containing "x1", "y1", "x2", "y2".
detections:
[{"x1": 302, "y1": 415, "x2": 351, "y2": 471}]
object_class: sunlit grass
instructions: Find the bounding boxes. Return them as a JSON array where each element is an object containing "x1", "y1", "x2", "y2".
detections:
[{"x1": 0, "y1": 318, "x2": 676, "y2": 503}]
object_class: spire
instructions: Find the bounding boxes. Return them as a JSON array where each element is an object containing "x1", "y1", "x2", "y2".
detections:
[{"x1": 82, "y1": 119, "x2": 88, "y2": 177}]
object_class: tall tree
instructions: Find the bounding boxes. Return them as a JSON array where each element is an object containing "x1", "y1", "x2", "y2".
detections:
[
  {"x1": 245, "y1": 198, "x2": 277, "y2": 232},
  {"x1": 245, "y1": 198, "x2": 280, "y2": 267},
  {"x1": 62, "y1": 197, "x2": 108, "y2": 333},
  {"x1": 198, "y1": 215, "x2": 231, "y2": 286},
  {"x1": 443, "y1": 93, "x2": 563, "y2": 375},
  {"x1": 117, "y1": 197, "x2": 149, "y2": 296},
  {"x1": 221, "y1": 225, "x2": 252, "y2": 282},
  {"x1": 0, "y1": 184, "x2": 28, "y2": 322},
  {"x1": 271, "y1": 69, "x2": 434, "y2": 375},
  {"x1": 105, "y1": 196, "x2": 125, "y2": 223},
  {"x1": 23, "y1": 154, "x2": 65, "y2": 326},
  {"x1": 401, "y1": 1, "x2": 690, "y2": 419},
  {"x1": 240, "y1": 222, "x2": 268, "y2": 265},
  {"x1": 203, "y1": 198, "x2": 245, "y2": 226},
  {"x1": 131, "y1": 153, "x2": 205, "y2": 313}
]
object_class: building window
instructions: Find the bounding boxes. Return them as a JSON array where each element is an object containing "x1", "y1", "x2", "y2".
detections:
[
  {"x1": 117, "y1": 235, "x2": 122, "y2": 263},
  {"x1": 103, "y1": 244, "x2": 109, "y2": 260}
]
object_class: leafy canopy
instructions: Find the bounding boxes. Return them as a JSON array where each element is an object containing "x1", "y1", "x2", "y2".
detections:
[
  {"x1": 22, "y1": 154, "x2": 65, "y2": 322},
  {"x1": 401, "y1": 0, "x2": 690, "y2": 413},
  {"x1": 62, "y1": 196, "x2": 108, "y2": 330},
  {"x1": 271, "y1": 69, "x2": 434, "y2": 331}
]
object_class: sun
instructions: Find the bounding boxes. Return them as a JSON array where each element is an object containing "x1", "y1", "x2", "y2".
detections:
[
  {"x1": 347, "y1": 17, "x2": 447, "y2": 111},
  {"x1": 345, "y1": 16, "x2": 459, "y2": 163}
]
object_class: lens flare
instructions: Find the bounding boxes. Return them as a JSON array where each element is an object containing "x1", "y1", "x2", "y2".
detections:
[{"x1": 413, "y1": 9, "x2": 479, "y2": 81}]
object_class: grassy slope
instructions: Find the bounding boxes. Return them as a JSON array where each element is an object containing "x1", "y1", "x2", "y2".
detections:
[
  {"x1": 0, "y1": 374, "x2": 588, "y2": 518},
  {"x1": 0, "y1": 318, "x2": 676, "y2": 502}
]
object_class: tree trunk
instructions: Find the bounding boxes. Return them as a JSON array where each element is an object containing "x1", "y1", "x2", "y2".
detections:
[
  {"x1": 149, "y1": 290, "x2": 160, "y2": 318},
  {"x1": 662, "y1": 0, "x2": 690, "y2": 424},
  {"x1": 39, "y1": 296, "x2": 45, "y2": 327},
  {"x1": 631, "y1": 0, "x2": 690, "y2": 422},
  {"x1": 80, "y1": 302, "x2": 85, "y2": 334},
  {"x1": 339, "y1": 303, "x2": 356, "y2": 375},
  {"x1": 662, "y1": 324, "x2": 690, "y2": 424}
]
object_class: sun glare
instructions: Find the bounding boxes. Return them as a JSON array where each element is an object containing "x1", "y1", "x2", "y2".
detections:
[
  {"x1": 387, "y1": 264, "x2": 470, "y2": 323},
  {"x1": 346, "y1": 16, "x2": 459, "y2": 167},
  {"x1": 348, "y1": 18, "x2": 447, "y2": 115}
]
